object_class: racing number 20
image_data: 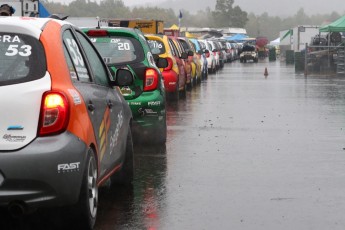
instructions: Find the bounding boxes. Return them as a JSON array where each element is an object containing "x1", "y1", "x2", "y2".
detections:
[{"x1": 118, "y1": 42, "x2": 130, "y2": 51}]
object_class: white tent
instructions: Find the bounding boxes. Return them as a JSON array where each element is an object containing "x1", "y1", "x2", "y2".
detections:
[{"x1": 269, "y1": 37, "x2": 280, "y2": 46}]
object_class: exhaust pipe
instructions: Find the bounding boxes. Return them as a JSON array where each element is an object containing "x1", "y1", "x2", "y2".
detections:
[{"x1": 8, "y1": 202, "x2": 27, "y2": 218}]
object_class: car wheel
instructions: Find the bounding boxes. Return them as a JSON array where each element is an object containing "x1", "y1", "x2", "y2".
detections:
[
  {"x1": 73, "y1": 148, "x2": 98, "y2": 230},
  {"x1": 155, "y1": 115, "x2": 167, "y2": 144},
  {"x1": 111, "y1": 128, "x2": 134, "y2": 186},
  {"x1": 172, "y1": 84, "x2": 180, "y2": 101},
  {"x1": 179, "y1": 84, "x2": 187, "y2": 98}
]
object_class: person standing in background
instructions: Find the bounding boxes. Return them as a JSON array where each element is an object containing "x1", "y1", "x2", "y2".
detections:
[{"x1": 0, "y1": 4, "x2": 15, "y2": 16}]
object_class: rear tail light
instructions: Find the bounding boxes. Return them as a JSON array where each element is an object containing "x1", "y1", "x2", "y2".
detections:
[
  {"x1": 164, "y1": 57, "x2": 173, "y2": 71},
  {"x1": 144, "y1": 68, "x2": 159, "y2": 91},
  {"x1": 38, "y1": 91, "x2": 69, "y2": 136}
]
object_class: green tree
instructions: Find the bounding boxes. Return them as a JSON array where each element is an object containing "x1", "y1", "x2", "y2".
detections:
[{"x1": 212, "y1": 0, "x2": 248, "y2": 27}]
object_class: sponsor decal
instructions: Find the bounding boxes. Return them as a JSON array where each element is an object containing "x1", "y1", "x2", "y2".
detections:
[
  {"x1": 138, "y1": 108, "x2": 158, "y2": 116},
  {"x1": 3, "y1": 134, "x2": 26, "y2": 142},
  {"x1": 99, "y1": 107, "x2": 111, "y2": 161},
  {"x1": 109, "y1": 110, "x2": 123, "y2": 155},
  {"x1": 130, "y1": 102, "x2": 141, "y2": 106},
  {"x1": 148, "y1": 101, "x2": 161, "y2": 106},
  {"x1": 68, "y1": 89, "x2": 82, "y2": 105},
  {"x1": 169, "y1": 82, "x2": 176, "y2": 85},
  {"x1": 57, "y1": 162, "x2": 80, "y2": 173},
  {"x1": 7, "y1": 125, "x2": 24, "y2": 131},
  {"x1": 120, "y1": 86, "x2": 132, "y2": 95},
  {"x1": 0, "y1": 35, "x2": 21, "y2": 43}
]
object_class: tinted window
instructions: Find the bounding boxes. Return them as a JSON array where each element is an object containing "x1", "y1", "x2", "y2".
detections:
[
  {"x1": 0, "y1": 33, "x2": 46, "y2": 86},
  {"x1": 168, "y1": 39, "x2": 177, "y2": 56},
  {"x1": 178, "y1": 39, "x2": 190, "y2": 51},
  {"x1": 76, "y1": 31, "x2": 110, "y2": 86},
  {"x1": 199, "y1": 40, "x2": 206, "y2": 50},
  {"x1": 147, "y1": 39, "x2": 165, "y2": 55},
  {"x1": 63, "y1": 30, "x2": 91, "y2": 82},
  {"x1": 63, "y1": 45, "x2": 79, "y2": 82},
  {"x1": 90, "y1": 36, "x2": 144, "y2": 64}
]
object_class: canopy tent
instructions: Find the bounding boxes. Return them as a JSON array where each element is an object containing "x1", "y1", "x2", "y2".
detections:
[
  {"x1": 269, "y1": 37, "x2": 280, "y2": 46},
  {"x1": 224, "y1": 33, "x2": 248, "y2": 42},
  {"x1": 319, "y1": 15, "x2": 345, "y2": 32},
  {"x1": 169, "y1": 24, "x2": 179, "y2": 30}
]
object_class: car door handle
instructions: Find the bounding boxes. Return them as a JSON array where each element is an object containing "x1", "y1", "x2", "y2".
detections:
[
  {"x1": 107, "y1": 101, "x2": 113, "y2": 109},
  {"x1": 88, "y1": 102, "x2": 95, "y2": 112}
]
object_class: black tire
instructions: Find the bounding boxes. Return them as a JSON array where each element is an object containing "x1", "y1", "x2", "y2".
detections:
[
  {"x1": 172, "y1": 82, "x2": 179, "y2": 101},
  {"x1": 179, "y1": 84, "x2": 187, "y2": 98},
  {"x1": 111, "y1": 129, "x2": 134, "y2": 186},
  {"x1": 155, "y1": 115, "x2": 167, "y2": 144},
  {"x1": 73, "y1": 148, "x2": 98, "y2": 230},
  {"x1": 171, "y1": 90, "x2": 179, "y2": 101}
]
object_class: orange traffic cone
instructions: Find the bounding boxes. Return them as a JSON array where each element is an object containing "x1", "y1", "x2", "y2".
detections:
[{"x1": 264, "y1": 67, "x2": 268, "y2": 77}]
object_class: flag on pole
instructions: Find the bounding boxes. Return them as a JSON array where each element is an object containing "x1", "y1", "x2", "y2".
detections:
[
  {"x1": 178, "y1": 10, "x2": 182, "y2": 33},
  {"x1": 179, "y1": 10, "x2": 183, "y2": 19}
]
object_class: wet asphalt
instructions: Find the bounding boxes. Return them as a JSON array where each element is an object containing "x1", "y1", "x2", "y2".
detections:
[
  {"x1": 95, "y1": 59, "x2": 345, "y2": 230},
  {"x1": 3, "y1": 58, "x2": 345, "y2": 230}
]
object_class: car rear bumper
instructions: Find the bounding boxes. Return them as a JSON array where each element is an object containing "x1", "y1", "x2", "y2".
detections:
[
  {"x1": 162, "y1": 70, "x2": 178, "y2": 92},
  {"x1": 128, "y1": 90, "x2": 166, "y2": 129},
  {"x1": 0, "y1": 132, "x2": 88, "y2": 208}
]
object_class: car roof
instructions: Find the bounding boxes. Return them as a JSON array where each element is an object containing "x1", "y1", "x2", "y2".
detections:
[
  {"x1": 82, "y1": 26, "x2": 142, "y2": 35},
  {"x1": 0, "y1": 17, "x2": 71, "y2": 38}
]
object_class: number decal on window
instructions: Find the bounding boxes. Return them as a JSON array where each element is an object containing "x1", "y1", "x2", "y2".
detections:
[
  {"x1": 5, "y1": 44, "x2": 32, "y2": 57},
  {"x1": 148, "y1": 40, "x2": 163, "y2": 49},
  {"x1": 118, "y1": 42, "x2": 130, "y2": 51},
  {"x1": 66, "y1": 38, "x2": 85, "y2": 67}
]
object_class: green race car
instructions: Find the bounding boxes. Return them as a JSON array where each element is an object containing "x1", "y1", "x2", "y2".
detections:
[{"x1": 83, "y1": 27, "x2": 167, "y2": 144}]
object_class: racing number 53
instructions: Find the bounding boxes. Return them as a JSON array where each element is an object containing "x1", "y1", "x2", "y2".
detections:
[
  {"x1": 66, "y1": 38, "x2": 85, "y2": 67},
  {"x1": 5, "y1": 45, "x2": 32, "y2": 57}
]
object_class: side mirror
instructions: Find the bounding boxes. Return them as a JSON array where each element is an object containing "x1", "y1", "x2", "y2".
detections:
[
  {"x1": 156, "y1": 57, "x2": 168, "y2": 68},
  {"x1": 188, "y1": 50, "x2": 194, "y2": 56},
  {"x1": 152, "y1": 53, "x2": 159, "y2": 62},
  {"x1": 180, "y1": 52, "x2": 188, "y2": 59},
  {"x1": 115, "y1": 69, "x2": 133, "y2": 86}
]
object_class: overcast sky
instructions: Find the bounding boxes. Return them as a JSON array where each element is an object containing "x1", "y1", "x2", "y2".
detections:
[
  {"x1": 59, "y1": 0, "x2": 345, "y2": 17},
  {"x1": 127, "y1": 0, "x2": 345, "y2": 16}
]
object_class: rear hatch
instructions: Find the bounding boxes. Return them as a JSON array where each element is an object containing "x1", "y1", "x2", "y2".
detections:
[
  {"x1": 0, "y1": 32, "x2": 49, "y2": 150},
  {"x1": 90, "y1": 36, "x2": 146, "y2": 100}
]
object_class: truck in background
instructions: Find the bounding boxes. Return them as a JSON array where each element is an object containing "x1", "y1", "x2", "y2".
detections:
[
  {"x1": 1, "y1": 0, "x2": 38, "y2": 16},
  {"x1": 292, "y1": 25, "x2": 320, "y2": 52},
  {"x1": 107, "y1": 19, "x2": 164, "y2": 34}
]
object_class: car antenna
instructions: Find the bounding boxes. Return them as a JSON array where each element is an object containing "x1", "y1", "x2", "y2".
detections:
[
  {"x1": 96, "y1": 16, "x2": 100, "y2": 29},
  {"x1": 49, "y1": 14, "x2": 68, "y2": 20}
]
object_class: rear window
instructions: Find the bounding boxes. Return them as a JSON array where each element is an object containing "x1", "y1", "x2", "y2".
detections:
[
  {"x1": 0, "y1": 33, "x2": 46, "y2": 86},
  {"x1": 90, "y1": 36, "x2": 144, "y2": 64},
  {"x1": 147, "y1": 39, "x2": 165, "y2": 55}
]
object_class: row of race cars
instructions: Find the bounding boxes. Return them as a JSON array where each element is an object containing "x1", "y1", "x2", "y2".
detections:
[{"x1": 0, "y1": 16, "x2": 241, "y2": 229}]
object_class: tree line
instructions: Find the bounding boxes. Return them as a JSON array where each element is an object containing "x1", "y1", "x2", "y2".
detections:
[{"x1": 42, "y1": 0, "x2": 344, "y2": 40}]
